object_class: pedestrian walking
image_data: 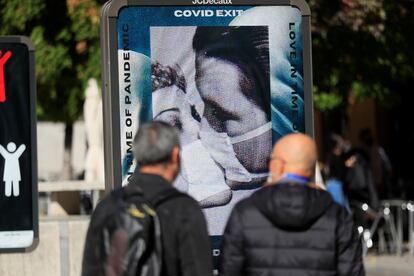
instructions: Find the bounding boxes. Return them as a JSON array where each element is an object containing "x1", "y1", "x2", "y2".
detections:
[
  {"x1": 82, "y1": 121, "x2": 213, "y2": 276},
  {"x1": 219, "y1": 133, "x2": 364, "y2": 276}
]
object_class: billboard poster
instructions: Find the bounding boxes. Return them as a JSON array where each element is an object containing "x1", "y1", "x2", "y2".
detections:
[
  {"x1": 0, "y1": 36, "x2": 38, "y2": 253},
  {"x1": 101, "y1": 0, "x2": 313, "y2": 266}
]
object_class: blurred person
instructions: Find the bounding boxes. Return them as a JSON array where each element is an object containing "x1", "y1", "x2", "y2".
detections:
[
  {"x1": 324, "y1": 134, "x2": 351, "y2": 212},
  {"x1": 344, "y1": 130, "x2": 381, "y2": 211},
  {"x1": 82, "y1": 122, "x2": 213, "y2": 276},
  {"x1": 325, "y1": 134, "x2": 348, "y2": 182},
  {"x1": 342, "y1": 129, "x2": 385, "y2": 234},
  {"x1": 359, "y1": 128, "x2": 392, "y2": 199},
  {"x1": 219, "y1": 133, "x2": 364, "y2": 276}
]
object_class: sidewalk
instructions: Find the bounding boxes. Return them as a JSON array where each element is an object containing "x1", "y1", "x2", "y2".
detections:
[{"x1": 365, "y1": 254, "x2": 414, "y2": 276}]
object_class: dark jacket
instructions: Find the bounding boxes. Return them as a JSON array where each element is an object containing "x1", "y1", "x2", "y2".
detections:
[
  {"x1": 133, "y1": 173, "x2": 213, "y2": 276},
  {"x1": 220, "y1": 182, "x2": 364, "y2": 276},
  {"x1": 346, "y1": 150, "x2": 380, "y2": 209},
  {"x1": 82, "y1": 174, "x2": 213, "y2": 276}
]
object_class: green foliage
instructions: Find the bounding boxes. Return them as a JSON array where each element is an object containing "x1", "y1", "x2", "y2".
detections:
[
  {"x1": 0, "y1": 0, "x2": 101, "y2": 123},
  {"x1": 1, "y1": 1, "x2": 413, "y2": 117},
  {"x1": 309, "y1": 0, "x2": 414, "y2": 111},
  {"x1": 0, "y1": 0, "x2": 45, "y2": 33},
  {"x1": 313, "y1": 89, "x2": 342, "y2": 111}
]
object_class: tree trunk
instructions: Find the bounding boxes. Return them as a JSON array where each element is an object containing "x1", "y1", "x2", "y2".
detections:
[{"x1": 62, "y1": 122, "x2": 74, "y2": 180}]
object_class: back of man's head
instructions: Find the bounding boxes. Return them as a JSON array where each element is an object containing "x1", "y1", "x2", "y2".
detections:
[
  {"x1": 133, "y1": 121, "x2": 180, "y2": 167},
  {"x1": 269, "y1": 133, "x2": 317, "y2": 184}
]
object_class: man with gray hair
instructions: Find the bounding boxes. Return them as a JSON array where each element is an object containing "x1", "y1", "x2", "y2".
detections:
[
  {"x1": 82, "y1": 121, "x2": 213, "y2": 276},
  {"x1": 131, "y1": 121, "x2": 213, "y2": 276}
]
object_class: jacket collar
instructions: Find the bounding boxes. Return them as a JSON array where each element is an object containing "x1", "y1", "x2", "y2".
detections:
[
  {"x1": 278, "y1": 173, "x2": 311, "y2": 185},
  {"x1": 128, "y1": 172, "x2": 173, "y2": 200}
]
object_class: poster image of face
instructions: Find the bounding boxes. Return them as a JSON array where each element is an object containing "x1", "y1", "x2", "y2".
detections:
[
  {"x1": 151, "y1": 25, "x2": 271, "y2": 209},
  {"x1": 117, "y1": 6, "x2": 305, "y2": 235}
]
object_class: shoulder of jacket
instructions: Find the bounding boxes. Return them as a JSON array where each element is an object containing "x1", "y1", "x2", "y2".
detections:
[
  {"x1": 160, "y1": 192, "x2": 200, "y2": 210},
  {"x1": 325, "y1": 200, "x2": 350, "y2": 220},
  {"x1": 94, "y1": 192, "x2": 117, "y2": 210},
  {"x1": 233, "y1": 196, "x2": 257, "y2": 215}
]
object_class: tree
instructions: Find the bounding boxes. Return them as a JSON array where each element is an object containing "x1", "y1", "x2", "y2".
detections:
[
  {"x1": 308, "y1": 0, "x2": 414, "y2": 133},
  {"x1": 309, "y1": 0, "x2": 384, "y2": 110},
  {"x1": 3, "y1": 0, "x2": 414, "y2": 175},
  {"x1": 0, "y1": 0, "x2": 102, "y2": 179}
]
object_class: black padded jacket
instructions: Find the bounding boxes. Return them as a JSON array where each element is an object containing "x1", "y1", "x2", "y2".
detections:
[{"x1": 219, "y1": 182, "x2": 365, "y2": 276}]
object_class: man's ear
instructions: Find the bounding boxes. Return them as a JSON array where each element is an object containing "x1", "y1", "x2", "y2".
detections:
[
  {"x1": 170, "y1": 146, "x2": 180, "y2": 164},
  {"x1": 274, "y1": 160, "x2": 284, "y2": 180},
  {"x1": 276, "y1": 161, "x2": 285, "y2": 175},
  {"x1": 269, "y1": 158, "x2": 284, "y2": 183}
]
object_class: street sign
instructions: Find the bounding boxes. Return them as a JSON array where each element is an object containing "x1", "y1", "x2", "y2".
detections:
[
  {"x1": 0, "y1": 36, "x2": 38, "y2": 252},
  {"x1": 101, "y1": 0, "x2": 313, "y2": 268}
]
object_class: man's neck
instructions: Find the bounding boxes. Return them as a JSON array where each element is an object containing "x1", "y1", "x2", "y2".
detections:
[
  {"x1": 275, "y1": 171, "x2": 312, "y2": 184},
  {"x1": 139, "y1": 165, "x2": 173, "y2": 183}
]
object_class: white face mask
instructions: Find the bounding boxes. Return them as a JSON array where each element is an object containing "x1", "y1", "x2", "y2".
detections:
[
  {"x1": 229, "y1": 122, "x2": 272, "y2": 145},
  {"x1": 176, "y1": 139, "x2": 231, "y2": 207},
  {"x1": 199, "y1": 118, "x2": 269, "y2": 184}
]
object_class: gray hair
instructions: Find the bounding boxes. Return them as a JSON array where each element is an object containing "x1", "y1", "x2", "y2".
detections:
[{"x1": 133, "y1": 121, "x2": 180, "y2": 166}]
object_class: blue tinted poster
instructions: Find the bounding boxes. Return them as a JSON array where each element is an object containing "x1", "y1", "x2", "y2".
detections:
[{"x1": 116, "y1": 6, "x2": 304, "y2": 236}]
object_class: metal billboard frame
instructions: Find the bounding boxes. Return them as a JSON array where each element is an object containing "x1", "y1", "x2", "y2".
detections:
[{"x1": 101, "y1": 0, "x2": 314, "y2": 192}]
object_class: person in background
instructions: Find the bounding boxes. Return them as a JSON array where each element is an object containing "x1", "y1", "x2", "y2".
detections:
[
  {"x1": 219, "y1": 133, "x2": 364, "y2": 276},
  {"x1": 342, "y1": 129, "x2": 385, "y2": 237},
  {"x1": 345, "y1": 131, "x2": 381, "y2": 212},
  {"x1": 324, "y1": 133, "x2": 352, "y2": 212},
  {"x1": 358, "y1": 128, "x2": 392, "y2": 199},
  {"x1": 325, "y1": 134, "x2": 348, "y2": 182}
]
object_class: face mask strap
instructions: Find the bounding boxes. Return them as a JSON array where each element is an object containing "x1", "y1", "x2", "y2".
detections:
[{"x1": 229, "y1": 122, "x2": 272, "y2": 144}]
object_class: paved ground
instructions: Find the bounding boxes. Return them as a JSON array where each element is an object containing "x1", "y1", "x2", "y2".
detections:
[{"x1": 365, "y1": 254, "x2": 414, "y2": 276}]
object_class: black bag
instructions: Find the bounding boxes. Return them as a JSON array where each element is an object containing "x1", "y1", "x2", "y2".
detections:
[{"x1": 82, "y1": 180, "x2": 182, "y2": 276}]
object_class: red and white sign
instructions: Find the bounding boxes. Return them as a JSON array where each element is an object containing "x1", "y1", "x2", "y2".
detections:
[{"x1": 0, "y1": 51, "x2": 12, "y2": 103}]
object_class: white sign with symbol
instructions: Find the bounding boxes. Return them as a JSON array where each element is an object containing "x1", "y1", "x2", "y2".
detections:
[{"x1": 0, "y1": 142, "x2": 26, "y2": 197}]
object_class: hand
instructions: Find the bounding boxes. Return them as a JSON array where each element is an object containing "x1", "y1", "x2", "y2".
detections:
[{"x1": 345, "y1": 156, "x2": 356, "y2": 168}]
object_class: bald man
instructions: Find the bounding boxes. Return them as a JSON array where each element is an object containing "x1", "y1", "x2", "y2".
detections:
[{"x1": 219, "y1": 134, "x2": 365, "y2": 276}]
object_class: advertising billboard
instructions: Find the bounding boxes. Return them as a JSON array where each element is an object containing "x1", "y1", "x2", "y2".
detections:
[
  {"x1": 101, "y1": 0, "x2": 313, "y2": 265},
  {"x1": 0, "y1": 36, "x2": 38, "y2": 252}
]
